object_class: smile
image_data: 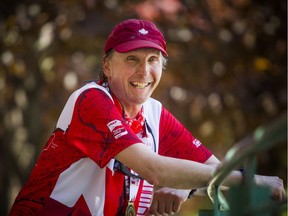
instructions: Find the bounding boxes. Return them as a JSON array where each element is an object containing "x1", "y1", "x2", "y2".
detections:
[{"x1": 130, "y1": 81, "x2": 151, "y2": 89}]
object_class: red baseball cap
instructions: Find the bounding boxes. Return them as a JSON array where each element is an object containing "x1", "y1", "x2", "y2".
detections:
[{"x1": 104, "y1": 19, "x2": 168, "y2": 56}]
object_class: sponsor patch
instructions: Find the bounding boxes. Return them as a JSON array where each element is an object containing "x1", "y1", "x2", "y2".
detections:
[{"x1": 107, "y1": 120, "x2": 128, "y2": 139}]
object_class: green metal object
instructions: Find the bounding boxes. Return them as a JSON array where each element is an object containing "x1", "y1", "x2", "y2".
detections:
[
  {"x1": 201, "y1": 112, "x2": 287, "y2": 216},
  {"x1": 229, "y1": 184, "x2": 271, "y2": 216}
]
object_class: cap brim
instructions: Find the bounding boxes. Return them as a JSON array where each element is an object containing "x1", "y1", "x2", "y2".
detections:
[{"x1": 114, "y1": 40, "x2": 168, "y2": 56}]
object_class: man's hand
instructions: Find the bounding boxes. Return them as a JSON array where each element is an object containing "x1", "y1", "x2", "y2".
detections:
[
  {"x1": 145, "y1": 187, "x2": 190, "y2": 216},
  {"x1": 254, "y1": 175, "x2": 286, "y2": 201}
]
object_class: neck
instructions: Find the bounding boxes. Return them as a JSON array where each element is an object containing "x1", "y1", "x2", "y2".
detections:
[
  {"x1": 110, "y1": 91, "x2": 142, "y2": 119},
  {"x1": 121, "y1": 103, "x2": 142, "y2": 119},
  {"x1": 102, "y1": 82, "x2": 143, "y2": 118}
]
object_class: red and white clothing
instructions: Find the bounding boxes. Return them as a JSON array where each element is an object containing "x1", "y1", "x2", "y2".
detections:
[{"x1": 10, "y1": 82, "x2": 212, "y2": 216}]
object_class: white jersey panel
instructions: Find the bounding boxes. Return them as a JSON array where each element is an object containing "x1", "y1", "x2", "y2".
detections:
[
  {"x1": 143, "y1": 98, "x2": 162, "y2": 154},
  {"x1": 50, "y1": 158, "x2": 115, "y2": 215}
]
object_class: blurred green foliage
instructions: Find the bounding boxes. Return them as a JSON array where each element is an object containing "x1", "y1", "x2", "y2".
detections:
[{"x1": 0, "y1": 0, "x2": 286, "y2": 215}]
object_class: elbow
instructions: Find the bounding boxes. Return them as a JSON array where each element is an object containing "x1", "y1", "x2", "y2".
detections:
[
  {"x1": 141, "y1": 171, "x2": 161, "y2": 186},
  {"x1": 140, "y1": 164, "x2": 168, "y2": 187}
]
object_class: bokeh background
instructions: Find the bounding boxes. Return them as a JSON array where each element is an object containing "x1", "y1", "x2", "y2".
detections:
[{"x1": 0, "y1": 0, "x2": 287, "y2": 215}]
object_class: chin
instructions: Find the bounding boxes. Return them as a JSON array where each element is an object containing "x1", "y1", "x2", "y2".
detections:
[{"x1": 133, "y1": 97, "x2": 149, "y2": 105}]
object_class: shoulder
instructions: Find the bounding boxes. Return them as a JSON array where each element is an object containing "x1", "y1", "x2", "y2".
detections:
[
  {"x1": 67, "y1": 82, "x2": 114, "y2": 108},
  {"x1": 56, "y1": 82, "x2": 114, "y2": 129},
  {"x1": 75, "y1": 82, "x2": 113, "y2": 100}
]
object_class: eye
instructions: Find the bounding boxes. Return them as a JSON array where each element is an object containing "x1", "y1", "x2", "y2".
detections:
[
  {"x1": 149, "y1": 56, "x2": 159, "y2": 63},
  {"x1": 126, "y1": 56, "x2": 137, "y2": 61}
]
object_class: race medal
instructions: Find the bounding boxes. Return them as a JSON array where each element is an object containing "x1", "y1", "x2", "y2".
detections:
[{"x1": 125, "y1": 201, "x2": 136, "y2": 216}]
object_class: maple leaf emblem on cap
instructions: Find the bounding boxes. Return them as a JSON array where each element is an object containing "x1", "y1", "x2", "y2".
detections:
[{"x1": 139, "y1": 28, "x2": 148, "y2": 35}]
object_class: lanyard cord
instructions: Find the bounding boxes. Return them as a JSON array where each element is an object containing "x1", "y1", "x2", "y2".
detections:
[{"x1": 144, "y1": 120, "x2": 157, "y2": 153}]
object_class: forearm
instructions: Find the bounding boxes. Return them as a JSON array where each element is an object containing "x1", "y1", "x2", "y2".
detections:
[
  {"x1": 152, "y1": 156, "x2": 215, "y2": 188},
  {"x1": 150, "y1": 152, "x2": 243, "y2": 189},
  {"x1": 116, "y1": 144, "x2": 215, "y2": 189},
  {"x1": 117, "y1": 143, "x2": 286, "y2": 202}
]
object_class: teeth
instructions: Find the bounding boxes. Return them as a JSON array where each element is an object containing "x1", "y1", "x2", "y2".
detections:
[{"x1": 131, "y1": 82, "x2": 149, "y2": 88}]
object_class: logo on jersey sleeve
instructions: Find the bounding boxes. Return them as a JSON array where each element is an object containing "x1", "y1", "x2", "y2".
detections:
[
  {"x1": 193, "y1": 139, "x2": 202, "y2": 147},
  {"x1": 107, "y1": 120, "x2": 128, "y2": 139}
]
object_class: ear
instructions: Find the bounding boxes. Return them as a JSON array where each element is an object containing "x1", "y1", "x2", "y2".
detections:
[{"x1": 102, "y1": 57, "x2": 112, "y2": 77}]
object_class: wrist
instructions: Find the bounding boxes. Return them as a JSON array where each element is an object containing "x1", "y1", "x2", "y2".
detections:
[
  {"x1": 239, "y1": 168, "x2": 246, "y2": 184},
  {"x1": 187, "y1": 189, "x2": 197, "y2": 199},
  {"x1": 239, "y1": 168, "x2": 255, "y2": 185}
]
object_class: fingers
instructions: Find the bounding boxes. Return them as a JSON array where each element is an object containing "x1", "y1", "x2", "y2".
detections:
[
  {"x1": 147, "y1": 199, "x2": 181, "y2": 215},
  {"x1": 147, "y1": 188, "x2": 189, "y2": 215},
  {"x1": 147, "y1": 200, "x2": 176, "y2": 216},
  {"x1": 255, "y1": 175, "x2": 287, "y2": 202},
  {"x1": 271, "y1": 190, "x2": 286, "y2": 201},
  {"x1": 272, "y1": 186, "x2": 286, "y2": 201},
  {"x1": 270, "y1": 177, "x2": 287, "y2": 202}
]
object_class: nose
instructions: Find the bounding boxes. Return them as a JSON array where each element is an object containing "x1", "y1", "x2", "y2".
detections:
[{"x1": 136, "y1": 62, "x2": 149, "y2": 76}]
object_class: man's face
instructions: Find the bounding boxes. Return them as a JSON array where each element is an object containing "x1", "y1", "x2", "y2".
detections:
[{"x1": 103, "y1": 48, "x2": 163, "y2": 109}]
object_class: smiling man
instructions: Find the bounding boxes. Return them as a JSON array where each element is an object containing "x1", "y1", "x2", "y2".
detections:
[
  {"x1": 10, "y1": 19, "x2": 285, "y2": 216},
  {"x1": 103, "y1": 48, "x2": 162, "y2": 117}
]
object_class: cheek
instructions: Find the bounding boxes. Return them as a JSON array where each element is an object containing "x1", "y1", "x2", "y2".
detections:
[
  {"x1": 113, "y1": 66, "x2": 134, "y2": 80},
  {"x1": 153, "y1": 67, "x2": 163, "y2": 81},
  {"x1": 109, "y1": 64, "x2": 122, "y2": 79},
  {"x1": 109, "y1": 67, "x2": 129, "y2": 84}
]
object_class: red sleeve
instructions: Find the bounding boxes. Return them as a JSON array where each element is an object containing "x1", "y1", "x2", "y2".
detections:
[
  {"x1": 67, "y1": 88, "x2": 142, "y2": 168},
  {"x1": 159, "y1": 107, "x2": 212, "y2": 163}
]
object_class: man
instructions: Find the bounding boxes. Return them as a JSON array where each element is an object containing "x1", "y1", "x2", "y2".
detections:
[{"x1": 10, "y1": 19, "x2": 285, "y2": 216}]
